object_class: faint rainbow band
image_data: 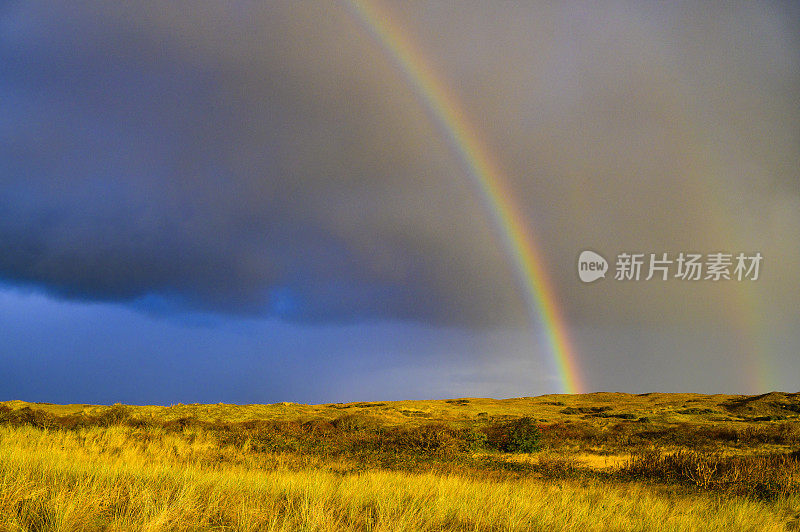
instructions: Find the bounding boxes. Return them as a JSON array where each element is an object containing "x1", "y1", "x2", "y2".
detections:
[{"x1": 346, "y1": 0, "x2": 585, "y2": 394}]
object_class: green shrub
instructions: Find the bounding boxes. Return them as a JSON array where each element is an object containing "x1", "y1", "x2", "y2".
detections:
[
  {"x1": 507, "y1": 417, "x2": 542, "y2": 453},
  {"x1": 332, "y1": 413, "x2": 383, "y2": 432},
  {"x1": 389, "y1": 423, "x2": 459, "y2": 455},
  {"x1": 485, "y1": 417, "x2": 542, "y2": 453},
  {"x1": 94, "y1": 404, "x2": 130, "y2": 427},
  {"x1": 459, "y1": 425, "x2": 488, "y2": 452}
]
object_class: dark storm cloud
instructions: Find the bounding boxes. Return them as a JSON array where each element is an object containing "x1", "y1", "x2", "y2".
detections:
[
  {"x1": 0, "y1": 1, "x2": 523, "y2": 324},
  {"x1": 1, "y1": 1, "x2": 798, "y2": 328}
]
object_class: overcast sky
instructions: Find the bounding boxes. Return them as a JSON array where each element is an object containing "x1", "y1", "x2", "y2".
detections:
[{"x1": 1, "y1": 1, "x2": 798, "y2": 404}]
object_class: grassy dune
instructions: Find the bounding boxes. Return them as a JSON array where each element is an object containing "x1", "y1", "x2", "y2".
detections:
[{"x1": 1, "y1": 393, "x2": 799, "y2": 530}]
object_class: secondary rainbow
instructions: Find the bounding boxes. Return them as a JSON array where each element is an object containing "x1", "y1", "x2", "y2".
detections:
[{"x1": 347, "y1": 0, "x2": 585, "y2": 394}]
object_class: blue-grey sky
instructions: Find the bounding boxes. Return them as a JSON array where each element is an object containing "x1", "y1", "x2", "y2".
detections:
[{"x1": 1, "y1": 2, "x2": 798, "y2": 404}]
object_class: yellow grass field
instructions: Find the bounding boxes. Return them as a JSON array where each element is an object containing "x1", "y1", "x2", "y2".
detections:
[{"x1": 1, "y1": 392, "x2": 799, "y2": 530}]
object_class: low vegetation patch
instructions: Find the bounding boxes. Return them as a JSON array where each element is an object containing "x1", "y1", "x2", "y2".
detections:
[
  {"x1": 1, "y1": 394, "x2": 799, "y2": 530},
  {"x1": 620, "y1": 448, "x2": 800, "y2": 499}
]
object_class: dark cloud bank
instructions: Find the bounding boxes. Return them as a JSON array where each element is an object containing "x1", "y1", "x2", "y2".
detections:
[{"x1": 1, "y1": 2, "x2": 798, "y2": 331}]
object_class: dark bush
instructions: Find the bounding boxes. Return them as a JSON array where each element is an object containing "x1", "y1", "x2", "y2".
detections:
[
  {"x1": 560, "y1": 406, "x2": 611, "y2": 415},
  {"x1": 0, "y1": 405, "x2": 12, "y2": 423},
  {"x1": 125, "y1": 417, "x2": 155, "y2": 429},
  {"x1": 175, "y1": 416, "x2": 200, "y2": 429},
  {"x1": 599, "y1": 413, "x2": 637, "y2": 420},
  {"x1": 331, "y1": 413, "x2": 383, "y2": 432},
  {"x1": 485, "y1": 417, "x2": 542, "y2": 453},
  {"x1": 94, "y1": 404, "x2": 130, "y2": 427},
  {"x1": 54, "y1": 414, "x2": 91, "y2": 430},
  {"x1": 389, "y1": 423, "x2": 461, "y2": 455},
  {"x1": 303, "y1": 419, "x2": 336, "y2": 435},
  {"x1": 0, "y1": 407, "x2": 57, "y2": 429},
  {"x1": 460, "y1": 425, "x2": 488, "y2": 452},
  {"x1": 621, "y1": 448, "x2": 800, "y2": 499},
  {"x1": 507, "y1": 417, "x2": 542, "y2": 452},
  {"x1": 677, "y1": 408, "x2": 717, "y2": 415}
]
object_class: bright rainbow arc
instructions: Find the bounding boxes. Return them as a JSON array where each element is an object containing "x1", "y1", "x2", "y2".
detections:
[{"x1": 347, "y1": 0, "x2": 584, "y2": 394}]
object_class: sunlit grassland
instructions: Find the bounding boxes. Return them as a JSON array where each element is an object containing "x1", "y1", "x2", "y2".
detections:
[
  {"x1": 1, "y1": 392, "x2": 799, "y2": 531},
  {"x1": 1, "y1": 425, "x2": 793, "y2": 531}
]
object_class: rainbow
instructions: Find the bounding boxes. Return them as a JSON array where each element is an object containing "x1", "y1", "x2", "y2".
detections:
[{"x1": 346, "y1": 0, "x2": 584, "y2": 394}]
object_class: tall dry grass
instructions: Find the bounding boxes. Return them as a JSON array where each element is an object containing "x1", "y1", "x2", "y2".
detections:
[{"x1": 0, "y1": 424, "x2": 795, "y2": 531}]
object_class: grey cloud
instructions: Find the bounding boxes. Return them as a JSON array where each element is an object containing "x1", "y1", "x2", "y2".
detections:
[{"x1": 1, "y1": 1, "x2": 797, "y2": 329}]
